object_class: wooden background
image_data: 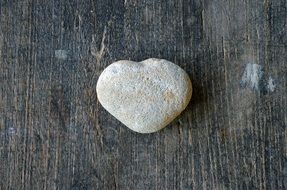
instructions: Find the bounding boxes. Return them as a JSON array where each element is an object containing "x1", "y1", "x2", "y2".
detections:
[{"x1": 0, "y1": 0, "x2": 286, "y2": 189}]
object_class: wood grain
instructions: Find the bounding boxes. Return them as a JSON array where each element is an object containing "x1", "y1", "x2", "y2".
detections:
[{"x1": 0, "y1": 0, "x2": 286, "y2": 189}]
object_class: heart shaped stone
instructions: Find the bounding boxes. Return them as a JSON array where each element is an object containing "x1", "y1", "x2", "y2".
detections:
[{"x1": 96, "y1": 58, "x2": 192, "y2": 133}]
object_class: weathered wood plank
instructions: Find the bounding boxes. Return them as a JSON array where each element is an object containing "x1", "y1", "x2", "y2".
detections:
[{"x1": 0, "y1": 0, "x2": 286, "y2": 189}]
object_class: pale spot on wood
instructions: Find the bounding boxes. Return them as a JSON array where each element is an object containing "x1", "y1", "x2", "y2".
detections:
[
  {"x1": 241, "y1": 63, "x2": 263, "y2": 91},
  {"x1": 55, "y1": 50, "x2": 68, "y2": 60},
  {"x1": 267, "y1": 76, "x2": 276, "y2": 92}
]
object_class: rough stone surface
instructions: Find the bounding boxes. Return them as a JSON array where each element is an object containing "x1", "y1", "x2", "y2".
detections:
[{"x1": 96, "y1": 58, "x2": 192, "y2": 133}]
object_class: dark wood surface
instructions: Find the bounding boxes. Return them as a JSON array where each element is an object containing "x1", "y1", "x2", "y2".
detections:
[{"x1": 0, "y1": 0, "x2": 286, "y2": 189}]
